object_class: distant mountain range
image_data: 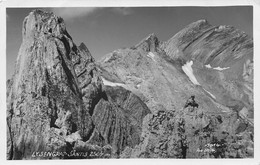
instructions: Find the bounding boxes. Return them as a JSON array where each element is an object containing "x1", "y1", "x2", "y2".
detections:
[{"x1": 6, "y1": 9, "x2": 253, "y2": 159}]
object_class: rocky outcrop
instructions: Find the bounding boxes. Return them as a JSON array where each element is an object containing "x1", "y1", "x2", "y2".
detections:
[
  {"x1": 7, "y1": 9, "x2": 83, "y2": 159},
  {"x1": 6, "y1": 10, "x2": 150, "y2": 159},
  {"x1": 91, "y1": 86, "x2": 150, "y2": 156},
  {"x1": 121, "y1": 97, "x2": 253, "y2": 158}
]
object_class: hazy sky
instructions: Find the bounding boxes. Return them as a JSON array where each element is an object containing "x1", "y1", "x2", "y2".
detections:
[{"x1": 6, "y1": 6, "x2": 253, "y2": 79}]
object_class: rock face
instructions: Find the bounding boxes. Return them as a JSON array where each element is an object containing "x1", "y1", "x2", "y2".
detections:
[
  {"x1": 92, "y1": 86, "x2": 150, "y2": 156},
  {"x1": 7, "y1": 10, "x2": 253, "y2": 159},
  {"x1": 161, "y1": 20, "x2": 253, "y2": 122},
  {"x1": 6, "y1": 10, "x2": 150, "y2": 160}
]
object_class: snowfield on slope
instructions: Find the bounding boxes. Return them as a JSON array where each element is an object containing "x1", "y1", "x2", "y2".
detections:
[
  {"x1": 101, "y1": 77, "x2": 125, "y2": 87},
  {"x1": 182, "y1": 61, "x2": 200, "y2": 85},
  {"x1": 203, "y1": 88, "x2": 216, "y2": 99},
  {"x1": 213, "y1": 66, "x2": 230, "y2": 71}
]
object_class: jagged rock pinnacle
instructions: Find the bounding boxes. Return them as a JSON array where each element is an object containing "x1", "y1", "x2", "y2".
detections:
[
  {"x1": 134, "y1": 33, "x2": 160, "y2": 52},
  {"x1": 22, "y1": 10, "x2": 71, "y2": 41},
  {"x1": 7, "y1": 9, "x2": 150, "y2": 160},
  {"x1": 7, "y1": 9, "x2": 100, "y2": 159}
]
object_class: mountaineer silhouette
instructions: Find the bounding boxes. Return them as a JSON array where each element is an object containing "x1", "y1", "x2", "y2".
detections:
[{"x1": 184, "y1": 95, "x2": 199, "y2": 112}]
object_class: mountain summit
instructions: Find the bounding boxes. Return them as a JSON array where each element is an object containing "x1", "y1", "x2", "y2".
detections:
[{"x1": 7, "y1": 10, "x2": 253, "y2": 159}]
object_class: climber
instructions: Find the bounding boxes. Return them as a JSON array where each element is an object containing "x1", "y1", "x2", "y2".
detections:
[{"x1": 184, "y1": 95, "x2": 199, "y2": 111}]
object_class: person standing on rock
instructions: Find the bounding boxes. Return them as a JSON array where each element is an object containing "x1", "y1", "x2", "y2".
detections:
[{"x1": 184, "y1": 95, "x2": 199, "y2": 112}]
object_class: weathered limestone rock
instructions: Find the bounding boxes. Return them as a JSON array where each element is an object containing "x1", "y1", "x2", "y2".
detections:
[
  {"x1": 121, "y1": 98, "x2": 253, "y2": 158},
  {"x1": 6, "y1": 10, "x2": 150, "y2": 159},
  {"x1": 6, "y1": 9, "x2": 94, "y2": 159},
  {"x1": 92, "y1": 86, "x2": 150, "y2": 156}
]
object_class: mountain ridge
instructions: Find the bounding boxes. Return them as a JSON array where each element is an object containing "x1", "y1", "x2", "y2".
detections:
[
  {"x1": 7, "y1": 9, "x2": 254, "y2": 159},
  {"x1": 98, "y1": 18, "x2": 253, "y2": 158}
]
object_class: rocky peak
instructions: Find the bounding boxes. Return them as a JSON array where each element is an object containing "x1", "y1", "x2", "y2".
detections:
[
  {"x1": 22, "y1": 9, "x2": 70, "y2": 41},
  {"x1": 164, "y1": 19, "x2": 211, "y2": 44},
  {"x1": 160, "y1": 19, "x2": 213, "y2": 59},
  {"x1": 7, "y1": 9, "x2": 151, "y2": 159},
  {"x1": 134, "y1": 33, "x2": 160, "y2": 52},
  {"x1": 7, "y1": 9, "x2": 100, "y2": 159},
  {"x1": 161, "y1": 19, "x2": 253, "y2": 64},
  {"x1": 78, "y1": 42, "x2": 89, "y2": 52},
  {"x1": 187, "y1": 19, "x2": 210, "y2": 29}
]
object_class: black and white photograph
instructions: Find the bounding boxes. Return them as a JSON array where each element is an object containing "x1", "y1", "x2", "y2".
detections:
[{"x1": 1, "y1": 0, "x2": 259, "y2": 163}]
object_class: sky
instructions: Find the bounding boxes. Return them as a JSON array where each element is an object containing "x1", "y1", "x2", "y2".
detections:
[{"x1": 6, "y1": 6, "x2": 253, "y2": 79}]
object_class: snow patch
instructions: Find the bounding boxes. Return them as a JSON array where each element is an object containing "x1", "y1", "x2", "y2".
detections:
[
  {"x1": 205, "y1": 64, "x2": 212, "y2": 68},
  {"x1": 205, "y1": 64, "x2": 229, "y2": 71},
  {"x1": 203, "y1": 88, "x2": 216, "y2": 99},
  {"x1": 182, "y1": 61, "x2": 200, "y2": 85},
  {"x1": 213, "y1": 66, "x2": 230, "y2": 71},
  {"x1": 101, "y1": 77, "x2": 125, "y2": 87},
  {"x1": 147, "y1": 52, "x2": 156, "y2": 61}
]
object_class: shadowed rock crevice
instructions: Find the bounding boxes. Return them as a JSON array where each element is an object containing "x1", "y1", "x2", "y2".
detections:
[
  {"x1": 82, "y1": 122, "x2": 95, "y2": 142},
  {"x1": 89, "y1": 90, "x2": 108, "y2": 116},
  {"x1": 56, "y1": 45, "x2": 79, "y2": 95}
]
